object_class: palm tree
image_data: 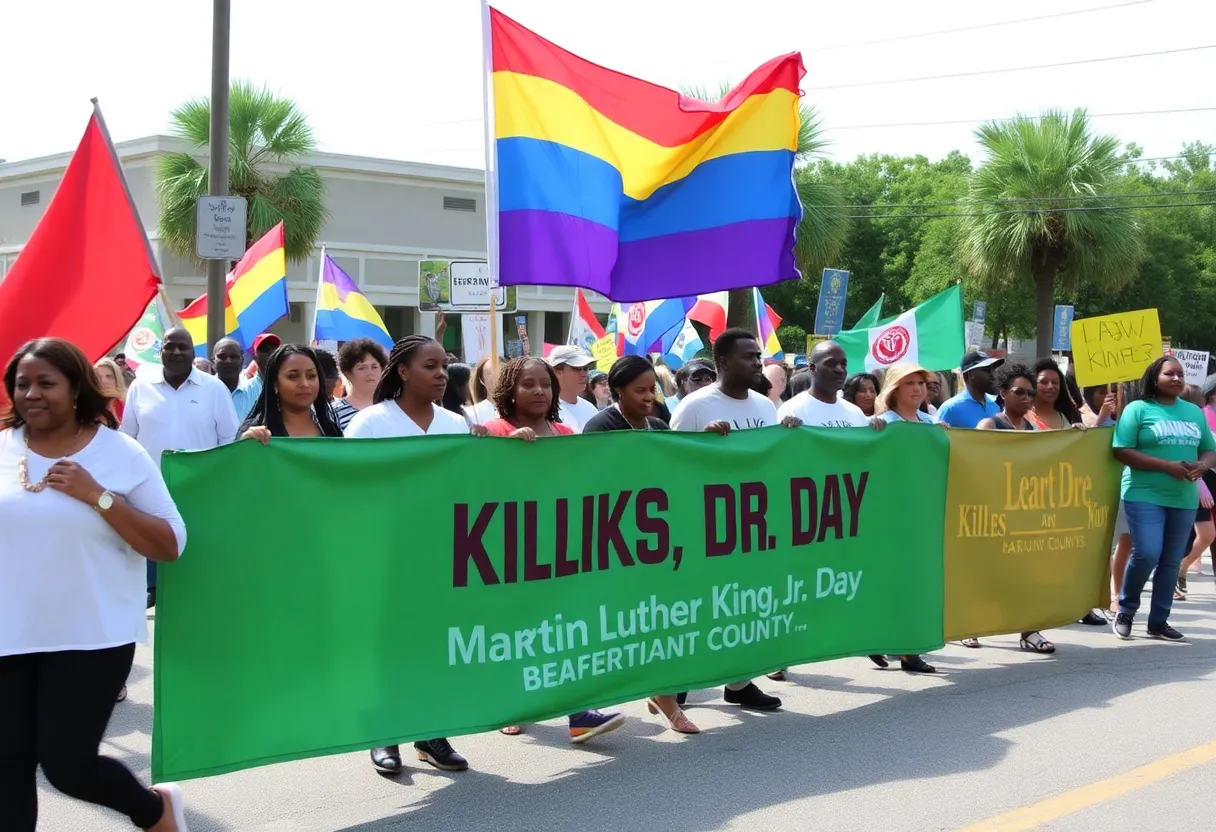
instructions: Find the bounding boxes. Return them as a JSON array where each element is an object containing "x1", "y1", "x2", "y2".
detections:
[
  {"x1": 683, "y1": 83, "x2": 848, "y2": 329},
  {"x1": 157, "y1": 81, "x2": 328, "y2": 263},
  {"x1": 959, "y1": 109, "x2": 1144, "y2": 357}
]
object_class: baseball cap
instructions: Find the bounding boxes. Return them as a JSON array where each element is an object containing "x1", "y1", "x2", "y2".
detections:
[
  {"x1": 960, "y1": 350, "x2": 1004, "y2": 375},
  {"x1": 252, "y1": 333, "x2": 282, "y2": 352},
  {"x1": 546, "y1": 345, "x2": 596, "y2": 369}
]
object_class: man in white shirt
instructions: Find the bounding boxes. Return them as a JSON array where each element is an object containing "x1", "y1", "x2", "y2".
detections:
[
  {"x1": 670, "y1": 328, "x2": 792, "y2": 712},
  {"x1": 121, "y1": 327, "x2": 240, "y2": 605},
  {"x1": 778, "y1": 340, "x2": 871, "y2": 427},
  {"x1": 547, "y1": 345, "x2": 600, "y2": 433}
]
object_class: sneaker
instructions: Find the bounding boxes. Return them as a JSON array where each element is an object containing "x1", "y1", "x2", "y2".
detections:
[
  {"x1": 868, "y1": 654, "x2": 889, "y2": 668},
  {"x1": 568, "y1": 710, "x2": 624, "y2": 744},
  {"x1": 414, "y1": 738, "x2": 468, "y2": 771},
  {"x1": 1080, "y1": 610, "x2": 1107, "y2": 626},
  {"x1": 1147, "y1": 624, "x2": 1186, "y2": 641},
  {"x1": 152, "y1": 783, "x2": 189, "y2": 832},
  {"x1": 1113, "y1": 613, "x2": 1134, "y2": 640},
  {"x1": 723, "y1": 682, "x2": 782, "y2": 711}
]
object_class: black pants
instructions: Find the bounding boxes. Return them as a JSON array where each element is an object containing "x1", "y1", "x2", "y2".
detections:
[{"x1": 0, "y1": 644, "x2": 163, "y2": 831}]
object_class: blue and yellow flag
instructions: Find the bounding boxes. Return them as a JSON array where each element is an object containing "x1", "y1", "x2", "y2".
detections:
[{"x1": 313, "y1": 254, "x2": 393, "y2": 349}]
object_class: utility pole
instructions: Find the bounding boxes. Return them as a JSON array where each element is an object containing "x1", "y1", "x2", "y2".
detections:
[{"x1": 205, "y1": 0, "x2": 231, "y2": 355}]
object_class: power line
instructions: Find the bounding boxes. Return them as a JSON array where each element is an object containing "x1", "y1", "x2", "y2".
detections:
[
  {"x1": 826, "y1": 106, "x2": 1216, "y2": 131},
  {"x1": 813, "y1": 44, "x2": 1216, "y2": 91},
  {"x1": 811, "y1": 0, "x2": 1155, "y2": 52},
  {"x1": 844, "y1": 200, "x2": 1216, "y2": 220},
  {"x1": 817, "y1": 189, "x2": 1216, "y2": 211}
]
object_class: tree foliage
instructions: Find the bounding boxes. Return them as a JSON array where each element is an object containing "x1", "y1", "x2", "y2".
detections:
[{"x1": 157, "y1": 81, "x2": 329, "y2": 264}]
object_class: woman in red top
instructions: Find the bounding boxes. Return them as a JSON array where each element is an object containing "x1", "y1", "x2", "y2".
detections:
[
  {"x1": 485, "y1": 358, "x2": 626, "y2": 744},
  {"x1": 482, "y1": 357, "x2": 575, "y2": 439}
]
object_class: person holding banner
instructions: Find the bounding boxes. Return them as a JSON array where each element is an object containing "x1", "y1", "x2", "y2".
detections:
[
  {"x1": 936, "y1": 352, "x2": 1003, "y2": 428},
  {"x1": 480, "y1": 357, "x2": 630, "y2": 742},
  {"x1": 237, "y1": 345, "x2": 345, "y2": 442},
  {"x1": 344, "y1": 335, "x2": 478, "y2": 775},
  {"x1": 973, "y1": 364, "x2": 1057, "y2": 654},
  {"x1": 1027, "y1": 359, "x2": 1082, "y2": 430},
  {"x1": 1112, "y1": 356, "x2": 1216, "y2": 641}
]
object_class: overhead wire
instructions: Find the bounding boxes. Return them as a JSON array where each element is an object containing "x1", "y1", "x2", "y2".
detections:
[
  {"x1": 842, "y1": 200, "x2": 1216, "y2": 220},
  {"x1": 814, "y1": 189, "x2": 1216, "y2": 211}
]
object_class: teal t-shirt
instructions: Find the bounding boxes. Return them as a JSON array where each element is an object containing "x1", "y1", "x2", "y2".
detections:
[{"x1": 1114, "y1": 398, "x2": 1216, "y2": 509}]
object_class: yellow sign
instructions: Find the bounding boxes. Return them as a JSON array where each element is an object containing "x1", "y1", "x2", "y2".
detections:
[
  {"x1": 590, "y1": 335, "x2": 617, "y2": 373},
  {"x1": 943, "y1": 429, "x2": 1118, "y2": 640},
  {"x1": 1070, "y1": 308, "x2": 1163, "y2": 387}
]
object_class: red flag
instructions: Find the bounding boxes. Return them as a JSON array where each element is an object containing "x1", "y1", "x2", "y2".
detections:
[{"x1": 0, "y1": 102, "x2": 161, "y2": 378}]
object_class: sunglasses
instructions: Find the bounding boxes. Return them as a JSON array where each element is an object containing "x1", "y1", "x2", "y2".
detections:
[
  {"x1": 690, "y1": 371, "x2": 716, "y2": 381},
  {"x1": 1006, "y1": 386, "x2": 1034, "y2": 398}
]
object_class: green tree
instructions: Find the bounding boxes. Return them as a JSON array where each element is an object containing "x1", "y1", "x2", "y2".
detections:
[
  {"x1": 959, "y1": 109, "x2": 1144, "y2": 357},
  {"x1": 157, "y1": 81, "x2": 328, "y2": 263},
  {"x1": 682, "y1": 83, "x2": 848, "y2": 330}
]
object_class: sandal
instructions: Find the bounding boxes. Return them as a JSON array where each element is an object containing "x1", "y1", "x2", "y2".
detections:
[
  {"x1": 1019, "y1": 631, "x2": 1056, "y2": 654},
  {"x1": 900, "y1": 655, "x2": 936, "y2": 673},
  {"x1": 499, "y1": 725, "x2": 523, "y2": 736},
  {"x1": 958, "y1": 637, "x2": 981, "y2": 648},
  {"x1": 647, "y1": 698, "x2": 699, "y2": 734}
]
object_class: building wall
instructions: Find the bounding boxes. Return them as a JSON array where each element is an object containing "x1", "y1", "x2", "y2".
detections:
[{"x1": 0, "y1": 136, "x2": 608, "y2": 360}]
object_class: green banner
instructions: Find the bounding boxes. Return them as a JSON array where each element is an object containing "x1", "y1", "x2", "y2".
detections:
[{"x1": 153, "y1": 424, "x2": 949, "y2": 781}]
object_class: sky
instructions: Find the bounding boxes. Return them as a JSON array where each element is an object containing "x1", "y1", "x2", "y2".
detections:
[{"x1": 2, "y1": 0, "x2": 1212, "y2": 170}]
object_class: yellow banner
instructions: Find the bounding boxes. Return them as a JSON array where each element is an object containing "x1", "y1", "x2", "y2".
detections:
[
  {"x1": 944, "y1": 428, "x2": 1119, "y2": 640},
  {"x1": 590, "y1": 335, "x2": 617, "y2": 372},
  {"x1": 1070, "y1": 308, "x2": 1163, "y2": 387}
]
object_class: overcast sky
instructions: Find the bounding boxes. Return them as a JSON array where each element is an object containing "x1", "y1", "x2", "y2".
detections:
[{"x1": 3, "y1": 0, "x2": 1211, "y2": 170}]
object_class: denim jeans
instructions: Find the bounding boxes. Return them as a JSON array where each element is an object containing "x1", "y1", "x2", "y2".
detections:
[
  {"x1": 1118, "y1": 500, "x2": 1195, "y2": 629},
  {"x1": 146, "y1": 559, "x2": 157, "y2": 592}
]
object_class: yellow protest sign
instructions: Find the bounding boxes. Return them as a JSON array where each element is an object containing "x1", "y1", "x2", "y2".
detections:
[
  {"x1": 943, "y1": 428, "x2": 1118, "y2": 640},
  {"x1": 590, "y1": 335, "x2": 617, "y2": 373},
  {"x1": 1070, "y1": 308, "x2": 1163, "y2": 387},
  {"x1": 806, "y1": 334, "x2": 828, "y2": 355}
]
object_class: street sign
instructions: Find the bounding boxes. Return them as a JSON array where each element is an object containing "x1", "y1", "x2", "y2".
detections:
[
  {"x1": 418, "y1": 260, "x2": 518, "y2": 313},
  {"x1": 965, "y1": 320, "x2": 986, "y2": 350},
  {"x1": 1052, "y1": 305, "x2": 1074, "y2": 351},
  {"x1": 195, "y1": 196, "x2": 248, "y2": 260},
  {"x1": 972, "y1": 301, "x2": 987, "y2": 324},
  {"x1": 814, "y1": 268, "x2": 849, "y2": 335}
]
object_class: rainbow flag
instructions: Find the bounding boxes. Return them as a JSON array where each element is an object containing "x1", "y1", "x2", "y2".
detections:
[
  {"x1": 312, "y1": 253, "x2": 393, "y2": 350},
  {"x1": 753, "y1": 287, "x2": 783, "y2": 360},
  {"x1": 177, "y1": 223, "x2": 288, "y2": 355},
  {"x1": 486, "y1": 7, "x2": 803, "y2": 303}
]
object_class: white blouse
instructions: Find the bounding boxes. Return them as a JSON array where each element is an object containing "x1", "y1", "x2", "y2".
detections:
[{"x1": 0, "y1": 427, "x2": 187, "y2": 656}]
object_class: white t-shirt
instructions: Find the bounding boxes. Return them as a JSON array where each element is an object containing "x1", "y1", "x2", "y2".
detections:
[
  {"x1": 120, "y1": 366, "x2": 239, "y2": 468},
  {"x1": 463, "y1": 398, "x2": 499, "y2": 426},
  {"x1": 345, "y1": 400, "x2": 470, "y2": 438},
  {"x1": 558, "y1": 397, "x2": 600, "y2": 433},
  {"x1": 670, "y1": 384, "x2": 778, "y2": 431},
  {"x1": 778, "y1": 392, "x2": 870, "y2": 427},
  {"x1": 0, "y1": 427, "x2": 187, "y2": 656}
]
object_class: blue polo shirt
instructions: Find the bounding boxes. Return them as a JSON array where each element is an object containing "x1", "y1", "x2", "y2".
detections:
[{"x1": 935, "y1": 390, "x2": 1000, "y2": 429}]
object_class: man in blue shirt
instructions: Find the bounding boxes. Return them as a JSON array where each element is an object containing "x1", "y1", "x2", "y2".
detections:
[{"x1": 936, "y1": 351, "x2": 1003, "y2": 428}]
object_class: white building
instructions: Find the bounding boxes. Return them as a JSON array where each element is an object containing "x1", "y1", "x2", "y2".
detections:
[{"x1": 0, "y1": 135, "x2": 609, "y2": 356}]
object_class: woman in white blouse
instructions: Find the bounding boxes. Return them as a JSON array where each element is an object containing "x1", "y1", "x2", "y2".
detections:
[{"x1": 0, "y1": 339, "x2": 189, "y2": 832}]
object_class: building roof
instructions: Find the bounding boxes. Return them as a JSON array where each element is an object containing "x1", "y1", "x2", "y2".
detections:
[{"x1": 0, "y1": 135, "x2": 486, "y2": 187}]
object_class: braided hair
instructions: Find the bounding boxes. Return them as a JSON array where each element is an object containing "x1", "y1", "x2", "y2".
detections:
[
  {"x1": 491, "y1": 357, "x2": 562, "y2": 423},
  {"x1": 239, "y1": 344, "x2": 343, "y2": 437},
  {"x1": 374, "y1": 335, "x2": 443, "y2": 404}
]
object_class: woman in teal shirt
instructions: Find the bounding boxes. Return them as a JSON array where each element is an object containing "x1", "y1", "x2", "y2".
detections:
[{"x1": 1112, "y1": 356, "x2": 1216, "y2": 641}]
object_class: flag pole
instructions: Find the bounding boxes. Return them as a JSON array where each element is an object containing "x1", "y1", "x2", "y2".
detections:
[
  {"x1": 310, "y1": 246, "x2": 326, "y2": 346},
  {"x1": 481, "y1": 0, "x2": 500, "y2": 378}
]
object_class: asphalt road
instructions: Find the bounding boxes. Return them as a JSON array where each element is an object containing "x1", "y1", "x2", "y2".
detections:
[{"x1": 37, "y1": 582, "x2": 1216, "y2": 831}]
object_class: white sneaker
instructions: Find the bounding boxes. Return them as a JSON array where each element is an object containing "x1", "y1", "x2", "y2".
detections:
[{"x1": 153, "y1": 783, "x2": 189, "y2": 832}]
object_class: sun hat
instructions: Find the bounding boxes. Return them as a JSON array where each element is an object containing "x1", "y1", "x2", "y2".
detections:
[
  {"x1": 876, "y1": 362, "x2": 933, "y2": 414},
  {"x1": 546, "y1": 345, "x2": 596, "y2": 369}
]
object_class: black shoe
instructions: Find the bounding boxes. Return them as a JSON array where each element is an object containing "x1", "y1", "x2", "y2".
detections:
[
  {"x1": 146, "y1": 589, "x2": 156, "y2": 609},
  {"x1": 868, "y1": 654, "x2": 889, "y2": 668},
  {"x1": 1113, "y1": 613, "x2": 1134, "y2": 640},
  {"x1": 901, "y1": 655, "x2": 936, "y2": 673},
  {"x1": 1080, "y1": 610, "x2": 1106, "y2": 626},
  {"x1": 1147, "y1": 624, "x2": 1185, "y2": 641},
  {"x1": 723, "y1": 683, "x2": 781, "y2": 711},
  {"x1": 676, "y1": 692, "x2": 687, "y2": 706},
  {"x1": 370, "y1": 745, "x2": 402, "y2": 773},
  {"x1": 414, "y1": 738, "x2": 468, "y2": 772}
]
